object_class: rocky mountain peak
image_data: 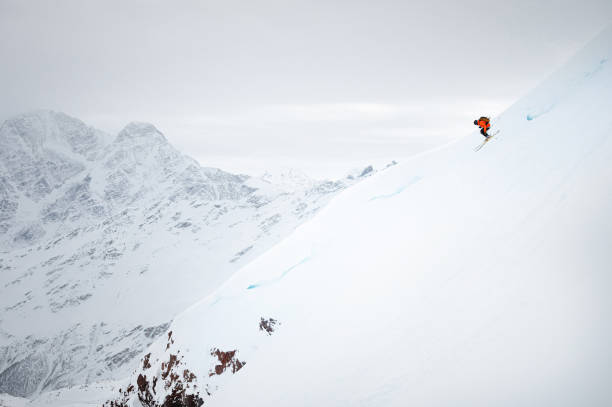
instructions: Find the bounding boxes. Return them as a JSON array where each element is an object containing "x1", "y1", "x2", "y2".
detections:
[
  {"x1": 115, "y1": 122, "x2": 167, "y2": 144},
  {"x1": 0, "y1": 110, "x2": 108, "y2": 157}
]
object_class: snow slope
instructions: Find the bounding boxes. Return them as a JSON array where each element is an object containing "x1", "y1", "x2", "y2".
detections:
[
  {"x1": 100, "y1": 25, "x2": 612, "y2": 407},
  {"x1": 0, "y1": 112, "x2": 376, "y2": 397}
]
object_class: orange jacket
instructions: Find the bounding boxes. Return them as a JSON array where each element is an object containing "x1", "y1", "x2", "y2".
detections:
[{"x1": 477, "y1": 119, "x2": 491, "y2": 130}]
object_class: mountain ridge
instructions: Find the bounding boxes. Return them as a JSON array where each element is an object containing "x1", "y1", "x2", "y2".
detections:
[{"x1": 0, "y1": 111, "x2": 377, "y2": 398}]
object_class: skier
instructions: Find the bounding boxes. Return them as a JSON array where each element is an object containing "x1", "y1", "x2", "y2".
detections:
[{"x1": 474, "y1": 116, "x2": 492, "y2": 138}]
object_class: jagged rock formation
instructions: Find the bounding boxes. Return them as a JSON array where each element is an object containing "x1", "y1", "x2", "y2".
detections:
[{"x1": 104, "y1": 319, "x2": 276, "y2": 407}]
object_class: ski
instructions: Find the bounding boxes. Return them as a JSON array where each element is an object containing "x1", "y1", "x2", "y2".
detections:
[{"x1": 474, "y1": 130, "x2": 500, "y2": 151}]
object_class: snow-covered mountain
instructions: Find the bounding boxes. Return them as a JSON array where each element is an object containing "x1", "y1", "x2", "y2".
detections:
[
  {"x1": 88, "y1": 26, "x2": 612, "y2": 407},
  {"x1": 0, "y1": 111, "x2": 376, "y2": 398}
]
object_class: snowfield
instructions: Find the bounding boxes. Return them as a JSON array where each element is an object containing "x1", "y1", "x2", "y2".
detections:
[{"x1": 96, "y1": 25, "x2": 612, "y2": 407}]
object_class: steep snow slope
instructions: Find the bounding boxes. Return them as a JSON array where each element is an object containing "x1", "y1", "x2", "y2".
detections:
[
  {"x1": 102, "y1": 26, "x2": 612, "y2": 407},
  {"x1": 0, "y1": 112, "x2": 375, "y2": 397}
]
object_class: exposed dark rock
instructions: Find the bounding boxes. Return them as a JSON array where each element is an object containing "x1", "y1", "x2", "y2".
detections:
[
  {"x1": 359, "y1": 165, "x2": 374, "y2": 177},
  {"x1": 0, "y1": 353, "x2": 48, "y2": 397},
  {"x1": 144, "y1": 322, "x2": 171, "y2": 339},
  {"x1": 143, "y1": 353, "x2": 152, "y2": 370},
  {"x1": 105, "y1": 347, "x2": 203, "y2": 407},
  {"x1": 230, "y1": 245, "x2": 253, "y2": 263},
  {"x1": 259, "y1": 317, "x2": 279, "y2": 336},
  {"x1": 209, "y1": 349, "x2": 245, "y2": 377},
  {"x1": 165, "y1": 331, "x2": 175, "y2": 350}
]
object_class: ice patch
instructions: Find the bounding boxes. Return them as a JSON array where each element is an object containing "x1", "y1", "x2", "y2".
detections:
[
  {"x1": 247, "y1": 256, "x2": 312, "y2": 289},
  {"x1": 584, "y1": 58, "x2": 608, "y2": 78},
  {"x1": 526, "y1": 104, "x2": 555, "y2": 121},
  {"x1": 369, "y1": 176, "x2": 422, "y2": 201}
]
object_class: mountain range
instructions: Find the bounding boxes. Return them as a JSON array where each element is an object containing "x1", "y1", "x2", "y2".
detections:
[{"x1": 0, "y1": 111, "x2": 375, "y2": 398}]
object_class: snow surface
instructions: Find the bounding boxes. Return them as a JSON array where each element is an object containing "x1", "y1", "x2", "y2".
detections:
[{"x1": 92, "y1": 25, "x2": 612, "y2": 407}]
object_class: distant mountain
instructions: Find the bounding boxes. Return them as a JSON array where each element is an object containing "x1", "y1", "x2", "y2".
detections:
[{"x1": 0, "y1": 111, "x2": 376, "y2": 397}]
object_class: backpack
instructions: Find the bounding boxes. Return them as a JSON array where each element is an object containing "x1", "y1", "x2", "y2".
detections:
[{"x1": 479, "y1": 116, "x2": 490, "y2": 124}]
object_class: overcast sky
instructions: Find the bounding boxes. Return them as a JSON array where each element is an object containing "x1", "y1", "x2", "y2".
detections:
[{"x1": 1, "y1": 0, "x2": 611, "y2": 177}]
